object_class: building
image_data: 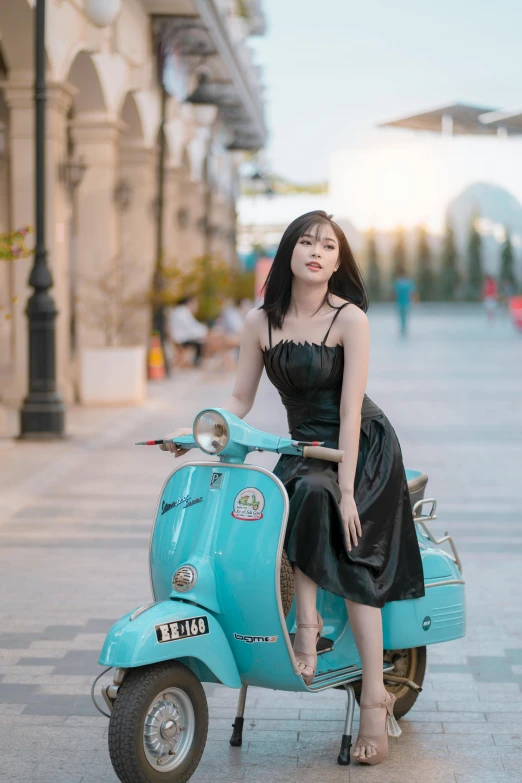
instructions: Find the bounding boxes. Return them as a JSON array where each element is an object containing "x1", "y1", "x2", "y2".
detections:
[
  {"x1": 330, "y1": 103, "x2": 522, "y2": 280},
  {"x1": 0, "y1": 0, "x2": 266, "y2": 406}
]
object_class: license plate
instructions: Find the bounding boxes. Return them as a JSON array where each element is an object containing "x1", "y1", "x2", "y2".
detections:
[{"x1": 155, "y1": 616, "x2": 209, "y2": 644}]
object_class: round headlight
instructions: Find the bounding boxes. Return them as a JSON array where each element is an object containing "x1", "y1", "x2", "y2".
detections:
[{"x1": 193, "y1": 410, "x2": 229, "y2": 454}]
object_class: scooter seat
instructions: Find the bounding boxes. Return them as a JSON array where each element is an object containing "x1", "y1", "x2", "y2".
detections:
[{"x1": 406, "y1": 471, "x2": 429, "y2": 512}]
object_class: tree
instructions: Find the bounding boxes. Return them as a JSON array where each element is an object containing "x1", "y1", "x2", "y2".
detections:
[
  {"x1": 499, "y1": 230, "x2": 518, "y2": 296},
  {"x1": 365, "y1": 228, "x2": 382, "y2": 301},
  {"x1": 466, "y1": 217, "x2": 483, "y2": 300},
  {"x1": 391, "y1": 226, "x2": 408, "y2": 280},
  {"x1": 439, "y1": 220, "x2": 460, "y2": 301},
  {"x1": 415, "y1": 225, "x2": 435, "y2": 301}
]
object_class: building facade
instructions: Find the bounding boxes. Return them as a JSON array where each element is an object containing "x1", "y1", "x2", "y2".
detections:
[{"x1": 0, "y1": 0, "x2": 265, "y2": 405}]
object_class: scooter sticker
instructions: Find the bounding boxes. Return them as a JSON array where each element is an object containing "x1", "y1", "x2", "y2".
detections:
[
  {"x1": 422, "y1": 616, "x2": 431, "y2": 631},
  {"x1": 155, "y1": 616, "x2": 209, "y2": 643},
  {"x1": 232, "y1": 488, "x2": 265, "y2": 520},
  {"x1": 234, "y1": 633, "x2": 278, "y2": 644}
]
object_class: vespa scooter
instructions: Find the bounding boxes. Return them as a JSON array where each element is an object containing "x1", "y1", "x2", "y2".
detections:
[{"x1": 93, "y1": 408, "x2": 465, "y2": 783}]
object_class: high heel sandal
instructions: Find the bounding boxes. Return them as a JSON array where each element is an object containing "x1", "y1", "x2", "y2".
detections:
[
  {"x1": 293, "y1": 612, "x2": 324, "y2": 686},
  {"x1": 353, "y1": 692, "x2": 401, "y2": 765}
]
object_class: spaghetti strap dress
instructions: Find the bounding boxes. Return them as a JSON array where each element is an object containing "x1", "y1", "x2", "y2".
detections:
[{"x1": 263, "y1": 303, "x2": 425, "y2": 608}]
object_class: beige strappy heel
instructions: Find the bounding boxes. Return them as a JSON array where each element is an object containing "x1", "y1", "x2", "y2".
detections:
[
  {"x1": 354, "y1": 692, "x2": 401, "y2": 765},
  {"x1": 293, "y1": 612, "x2": 324, "y2": 686}
]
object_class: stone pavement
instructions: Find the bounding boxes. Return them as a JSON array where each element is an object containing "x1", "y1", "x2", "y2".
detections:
[{"x1": 1, "y1": 303, "x2": 522, "y2": 783}]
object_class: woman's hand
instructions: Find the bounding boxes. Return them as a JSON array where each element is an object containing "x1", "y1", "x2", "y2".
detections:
[
  {"x1": 340, "y1": 492, "x2": 362, "y2": 552},
  {"x1": 162, "y1": 427, "x2": 193, "y2": 457}
]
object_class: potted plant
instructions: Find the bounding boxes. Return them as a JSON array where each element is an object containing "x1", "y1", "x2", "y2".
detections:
[{"x1": 77, "y1": 255, "x2": 148, "y2": 405}]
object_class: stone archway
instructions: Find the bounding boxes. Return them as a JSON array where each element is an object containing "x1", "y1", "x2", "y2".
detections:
[{"x1": 0, "y1": 0, "x2": 34, "y2": 75}]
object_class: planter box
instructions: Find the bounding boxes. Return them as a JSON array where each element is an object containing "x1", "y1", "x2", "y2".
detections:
[{"x1": 80, "y1": 346, "x2": 146, "y2": 405}]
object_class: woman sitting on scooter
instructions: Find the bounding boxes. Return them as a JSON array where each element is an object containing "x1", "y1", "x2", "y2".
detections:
[{"x1": 165, "y1": 211, "x2": 424, "y2": 766}]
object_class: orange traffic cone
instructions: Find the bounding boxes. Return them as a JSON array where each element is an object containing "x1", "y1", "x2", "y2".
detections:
[{"x1": 148, "y1": 332, "x2": 166, "y2": 380}]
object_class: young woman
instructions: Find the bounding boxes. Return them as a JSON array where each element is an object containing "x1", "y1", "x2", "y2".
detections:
[{"x1": 165, "y1": 211, "x2": 425, "y2": 765}]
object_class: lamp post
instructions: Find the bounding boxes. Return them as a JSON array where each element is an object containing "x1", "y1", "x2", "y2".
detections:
[{"x1": 20, "y1": 0, "x2": 65, "y2": 438}]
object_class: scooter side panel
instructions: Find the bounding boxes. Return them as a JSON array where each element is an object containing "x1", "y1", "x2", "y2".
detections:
[
  {"x1": 383, "y1": 584, "x2": 465, "y2": 649},
  {"x1": 98, "y1": 600, "x2": 241, "y2": 688},
  {"x1": 151, "y1": 462, "x2": 304, "y2": 691}
]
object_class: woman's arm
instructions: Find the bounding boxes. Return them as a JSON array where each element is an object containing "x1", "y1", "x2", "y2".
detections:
[
  {"x1": 337, "y1": 306, "x2": 370, "y2": 550},
  {"x1": 220, "y1": 307, "x2": 266, "y2": 419}
]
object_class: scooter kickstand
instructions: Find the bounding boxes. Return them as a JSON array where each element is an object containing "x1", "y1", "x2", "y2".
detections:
[
  {"x1": 337, "y1": 683, "x2": 356, "y2": 765},
  {"x1": 230, "y1": 684, "x2": 248, "y2": 747}
]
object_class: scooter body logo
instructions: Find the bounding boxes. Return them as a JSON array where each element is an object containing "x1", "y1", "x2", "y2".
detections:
[
  {"x1": 232, "y1": 488, "x2": 265, "y2": 520},
  {"x1": 422, "y1": 616, "x2": 431, "y2": 631},
  {"x1": 234, "y1": 633, "x2": 277, "y2": 644},
  {"x1": 210, "y1": 472, "x2": 224, "y2": 489}
]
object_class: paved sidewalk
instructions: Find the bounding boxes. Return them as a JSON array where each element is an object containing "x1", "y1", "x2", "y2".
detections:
[{"x1": 1, "y1": 304, "x2": 522, "y2": 783}]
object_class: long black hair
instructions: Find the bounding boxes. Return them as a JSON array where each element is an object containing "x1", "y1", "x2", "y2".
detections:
[{"x1": 261, "y1": 211, "x2": 368, "y2": 330}]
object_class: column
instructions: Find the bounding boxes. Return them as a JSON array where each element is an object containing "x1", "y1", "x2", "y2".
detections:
[
  {"x1": 118, "y1": 140, "x2": 156, "y2": 344},
  {"x1": 70, "y1": 113, "x2": 122, "y2": 350},
  {"x1": 1, "y1": 78, "x2": 75, "y2": 405}
]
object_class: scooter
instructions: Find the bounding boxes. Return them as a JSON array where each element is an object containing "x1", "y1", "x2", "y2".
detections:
[{"x1": 93, "y1": 407, "x2": 465, "y2": 783}]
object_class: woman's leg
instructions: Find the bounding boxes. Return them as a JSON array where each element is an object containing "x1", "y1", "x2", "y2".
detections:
[
  {"x1": 345, "y1": 599, "x2": 388, "y2": 761},
  {"x1": 293, "y1": 566, "x2": 319, "y2": 679}
]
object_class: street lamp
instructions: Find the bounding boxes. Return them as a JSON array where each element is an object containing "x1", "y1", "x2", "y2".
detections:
[
  {"x1": 84, "y1": 0, "x2": 122, "y2": 28},
  {"x1": 20, "y1": 0, "x2": 65, "y2": 438}
]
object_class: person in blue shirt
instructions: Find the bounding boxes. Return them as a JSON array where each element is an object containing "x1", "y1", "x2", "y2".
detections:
[{"x1": 393, "y1": 267, "x2": 416, "y2": 337}]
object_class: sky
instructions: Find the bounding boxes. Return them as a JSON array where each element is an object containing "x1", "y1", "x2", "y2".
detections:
[{"x1": 250, "y1": 0, "x2": 522, "y2": 183}]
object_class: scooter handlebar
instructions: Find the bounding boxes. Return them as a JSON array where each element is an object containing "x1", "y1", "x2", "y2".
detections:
[{"x1": 302, "y1": 445, "x2": 344, "y2": 463}]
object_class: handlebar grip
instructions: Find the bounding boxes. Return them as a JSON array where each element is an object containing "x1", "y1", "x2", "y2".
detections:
[
  {"x1": 302, "y1": 445, "x2": 344, "y2": 463},
  {"x1": 159, "y1": 444, "x2": 168, "y2": 451}
]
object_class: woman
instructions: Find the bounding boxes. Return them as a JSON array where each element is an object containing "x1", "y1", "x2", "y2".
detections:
[{"x1": 165, "y1": 211, "x2": 424, "y2": 765}]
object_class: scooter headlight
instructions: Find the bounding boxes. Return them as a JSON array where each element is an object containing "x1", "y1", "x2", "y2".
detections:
[{"x1": 193, "y1": 410, "x2": 229, "y2": 455}]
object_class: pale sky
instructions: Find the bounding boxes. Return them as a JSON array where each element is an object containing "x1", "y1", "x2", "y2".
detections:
[{"x1": 250, "y1": 0, "x2": 522, "y2": 183}]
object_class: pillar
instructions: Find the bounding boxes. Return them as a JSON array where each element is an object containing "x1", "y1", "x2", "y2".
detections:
[
  {"x1": 118, "y1": 140, "x2": 156, "y2": 344},
  {"x1": 1, "y1": 78, "x2": 75, "y2": 405},
  {"x1": 70, "y1": 113, "x2": 122, "y2": 349}
]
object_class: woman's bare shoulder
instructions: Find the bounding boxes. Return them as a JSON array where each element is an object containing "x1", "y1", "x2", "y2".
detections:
[
  {"x1": 338, "y1": 303, "x2": 369, "y2": 334},
  {"x1": 339, "y1": 302, "x2": 368, "y2": 323}
]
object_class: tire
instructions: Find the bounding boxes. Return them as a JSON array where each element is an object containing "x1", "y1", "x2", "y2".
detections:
[
  {"x1": 108, "y1": 661, "x2": 208, "y2": 783},
  {"x1": 352, "y1": 647, "x2": 427, "y2": 719},
  {"x1": 280, "y1": 550, "x2": 295, "y2": 618}
]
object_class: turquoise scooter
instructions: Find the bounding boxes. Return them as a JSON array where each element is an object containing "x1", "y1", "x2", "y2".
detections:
[{"x1": 94, "y1": 408, "x2": 465, "y2": 783}]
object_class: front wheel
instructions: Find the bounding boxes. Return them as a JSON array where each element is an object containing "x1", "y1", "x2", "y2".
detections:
[
  {"x1": 108, "y1": 661, "x2": 208, "y2": 783},
  {"x1": 352, "y1": 647, "x2": 427, "y2": 719}
]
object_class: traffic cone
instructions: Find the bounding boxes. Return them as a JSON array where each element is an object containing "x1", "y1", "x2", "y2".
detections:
[{"x1": 148, "y1": 332, "x2": 166, "y2": 380}]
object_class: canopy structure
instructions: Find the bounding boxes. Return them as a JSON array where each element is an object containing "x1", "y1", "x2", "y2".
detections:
[
  {"x1": 378, "y1": 102, "x2": 522, "y2": 137},
  {"x1": 479, "y1": 108, "x2": 522, "y2": 135}
]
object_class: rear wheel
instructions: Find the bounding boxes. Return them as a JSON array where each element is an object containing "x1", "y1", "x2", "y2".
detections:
[
  {"x1": 108, "y1": 661, "x2": 208, "y2": 783},
  {"x1": 352, "y1": 646, "x2": 427, "y2": 719}
]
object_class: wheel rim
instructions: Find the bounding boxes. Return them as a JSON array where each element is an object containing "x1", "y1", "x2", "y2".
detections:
[
  {"x1": 143, "y1": 687, "x2": 195, "y2": 772},
  {"x1": 384, "y1": 648, "x2": 418, "y2": 701}
]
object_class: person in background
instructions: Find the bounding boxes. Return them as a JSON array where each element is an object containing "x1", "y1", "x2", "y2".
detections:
[
  {"x1": 219, "y1": 298, "x2": 245, "y2": 339},
  {"x1": 393, "y1": 268, "x2": 416, "y2": 338},
  {"x1": 482, "y1": 275, "x2": 498, "y2": 324},
  {"x1": 167, "y1": 296, "x2": 208, "y2": 367}
]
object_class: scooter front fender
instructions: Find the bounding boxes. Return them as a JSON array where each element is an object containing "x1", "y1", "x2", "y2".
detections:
[{"x1": 98, "y1": 601, "x2": 241, "y2": 688}]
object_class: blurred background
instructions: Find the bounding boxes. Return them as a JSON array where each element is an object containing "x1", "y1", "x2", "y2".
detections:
[{"x1": 1, "y1": 0, "x2": 522, "y2": 429}]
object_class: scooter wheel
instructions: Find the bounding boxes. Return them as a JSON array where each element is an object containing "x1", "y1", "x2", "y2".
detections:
[
  {"x1": 352, "y1": 647, "x2": 427, "y2": 720},
  {"x1": 108, "y1": 660, "x2": 208, "y2": 783}
]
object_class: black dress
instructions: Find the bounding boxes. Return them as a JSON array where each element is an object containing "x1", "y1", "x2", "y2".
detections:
[{"x1": 263, "y1": 303, "x2": 425, "y2": 609}]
